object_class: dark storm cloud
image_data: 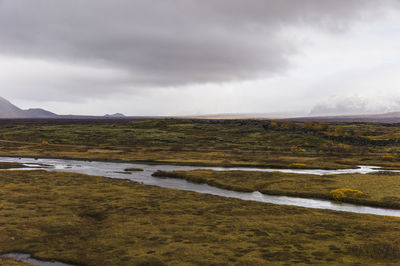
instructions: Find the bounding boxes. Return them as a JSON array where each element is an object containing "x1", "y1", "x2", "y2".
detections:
[{"x1": 0, "y1": 0, "x2": 397, "y2": 89}]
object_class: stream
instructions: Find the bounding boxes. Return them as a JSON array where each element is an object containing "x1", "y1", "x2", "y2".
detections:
[
  {"x1": 1, "y1": 156, "x2": 400, "y2": 217},
  {"x1": 3, "y1": 156, "x2": 400, "y2": 265},
  {"x1": 2, "y1": 253, "x2": 71, "y2": 266}
]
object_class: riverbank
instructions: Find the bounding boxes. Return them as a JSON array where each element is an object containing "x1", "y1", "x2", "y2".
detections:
[
  {"x1": 0, "y1": 257, "x2": 31, "y2": 266},
  {"x1": 153, "y1": 170, "x2": 400, "y2": 209},
  {"x1": 0, "y1": 148, "x2": 362, "y2": 170},
  {"x1": 0, "y1": 162, "x2": 26, "y2": 169},
  {"x1": 2, "y1": 169, "x2": 400, "y2": 264},
  {"x1": 4, "y1": 156, "x2": 400, "y2": 216}
]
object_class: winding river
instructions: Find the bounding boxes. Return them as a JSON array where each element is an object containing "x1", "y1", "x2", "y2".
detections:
[{"x1": 2, "y1": 156, "x2": 400, "y2": 217}]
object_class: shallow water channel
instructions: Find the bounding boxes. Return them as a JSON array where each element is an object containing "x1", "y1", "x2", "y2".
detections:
[
  {"x1": 2, "y1": 253, "x2": 71, "y2": 266},
  {"x1": 2, "y1": 156, "x2": 400, "y2": 217}
]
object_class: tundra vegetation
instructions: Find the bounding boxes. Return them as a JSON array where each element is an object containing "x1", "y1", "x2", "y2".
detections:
[
  {"x1": 2, "y1": 170, "x2": 400, "y2": 265},
  {"x1": 2, "y1": 119, "x2": 400, "y2": 264},
  {"x1": 1, "y1": 119, "x2": 400, "y2": 169},
  {"x1": 153, "y1": 170, "x2": 400, "y2": 208}
]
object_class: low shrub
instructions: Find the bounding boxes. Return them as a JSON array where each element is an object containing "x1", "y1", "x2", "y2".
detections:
[{"x1": 330, "y1": 188, "x2": 363, "y2": 201}]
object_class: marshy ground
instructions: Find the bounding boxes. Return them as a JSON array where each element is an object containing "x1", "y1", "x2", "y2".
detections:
[
  {"x1": 2, "y1": 119, "x2": 400, "y2": 264},
  {"x1": 2, "y1": 170, "x2": 400, "y2": 265},
  {"x1": 153, "y1": 169, "x2": 400, "y2": 209},
  {"x1": 2, "y1": 119, "x2": 400, "y2": 169}
]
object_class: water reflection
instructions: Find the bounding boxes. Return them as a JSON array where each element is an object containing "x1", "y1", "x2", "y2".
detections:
[{"x1": 1, "y1": 156, "x2": 400, "y2": 217}]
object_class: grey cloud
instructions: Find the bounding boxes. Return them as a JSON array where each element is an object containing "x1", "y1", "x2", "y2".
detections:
[
  {"x1": 0, "y1": 0, "x2": 398, "y2": 98},
  {"x1": 310, "y1": 97, "x2": 369, "y2": 116},
  {"x1": 309, "y1": 96, "x2": 400, "y2": 116}
]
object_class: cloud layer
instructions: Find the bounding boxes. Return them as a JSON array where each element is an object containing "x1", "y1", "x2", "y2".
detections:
[
  {"x1": 0, "y1": 0, "x2": 399, "y2": 114},
  {"x1": 1, "y1": 1, "x2": 395, "y2": 85}
]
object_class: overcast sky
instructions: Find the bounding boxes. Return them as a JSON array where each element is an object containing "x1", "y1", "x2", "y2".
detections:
[{"x1": 1, "y1": 0, "x2": 400, "y2": 116}]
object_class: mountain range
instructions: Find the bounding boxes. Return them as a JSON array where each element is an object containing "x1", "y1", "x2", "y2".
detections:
[
  {"x1": 0, "y1": 97, "x2": 126, "y2": 119},
  {"x1": 2, "y1": 96, "x2": 400, "y2": 122},
  {"x1": 0, "y1": 97, "x2": 57, "y2": 118}
]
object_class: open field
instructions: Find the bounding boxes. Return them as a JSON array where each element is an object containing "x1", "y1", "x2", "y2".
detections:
[
  {"x1": 1, "y1": 119, "x2": 400, "y2": 169},
  {"x1": 2, "y1": 119, "x2": 400, "y2": 264},
  {"x1": 2, "y1": 170, "x2": 400, "y2": 265},
  {"x1": 153, "y1": 170, "x2": 400, "y2": 209}
]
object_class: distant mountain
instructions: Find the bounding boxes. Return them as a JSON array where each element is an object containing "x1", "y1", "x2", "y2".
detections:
[
  {"x1": 26, "y1": 108, "x2": 58, "y2": 118},
  {"x1": 0, "y1": 97, "x2": 30, "y2": 118},
  {"x1": 104, "y1": 113, "x2": 126, "y2": 118},
  {"x1": 4, "y1": 95, "x2": 400, "y2": 123},
  {"x1": 0, "y1": 97, "x2": 57, "y2": 118}
]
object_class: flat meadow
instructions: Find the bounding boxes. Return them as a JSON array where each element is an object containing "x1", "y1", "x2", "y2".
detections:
[{"x1": 2, "y1": 119, "x2": 400, "y2": 264}]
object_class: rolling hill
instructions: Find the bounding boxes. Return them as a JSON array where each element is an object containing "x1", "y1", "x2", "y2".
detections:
[{"x1": 0, "y1": 97, "x2": 57, "y2": 118}]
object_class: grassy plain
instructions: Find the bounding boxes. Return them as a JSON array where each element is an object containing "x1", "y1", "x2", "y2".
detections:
[
  {"x1": 1, "y1": 119, "x2": 400, "y2": 169},
  {"x1": 153, "y1": 170, "x2": 400, "y2": 209},
  {"x1": 2, "y1": 170, "x2": 400, "y2": 265},
  {"x1": 2, "y1": 119, "x2": 400, "y2": 264}
]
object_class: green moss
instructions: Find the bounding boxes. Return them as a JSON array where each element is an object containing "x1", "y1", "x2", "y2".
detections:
[
  {"x1": 3, "y1": 119, "x2": 400, "y2": 169},
  {"x1": 153, "y1": 169, "x2": 400, "y2": 209},
  {"x1": 1, "y1": 170, "x2": 400, "y2": 265}
]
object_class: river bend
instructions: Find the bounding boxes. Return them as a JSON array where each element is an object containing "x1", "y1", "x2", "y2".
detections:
[{"x1": 1, "y1": 156, "x2": 400, "y2": 217}]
